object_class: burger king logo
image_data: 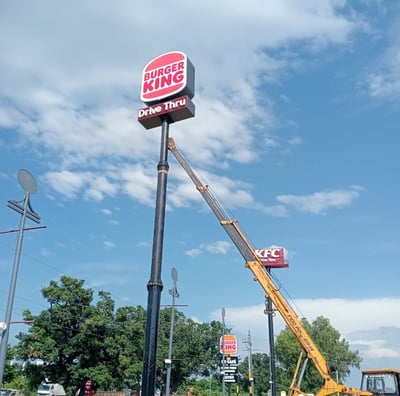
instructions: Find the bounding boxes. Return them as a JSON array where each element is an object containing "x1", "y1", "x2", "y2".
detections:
[{"x1": 140, "y1": 51, "x2": 195, "y2": 105}]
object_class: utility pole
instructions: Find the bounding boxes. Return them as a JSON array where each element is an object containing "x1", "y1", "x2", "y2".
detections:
[
  {"x1": 165, "y1": 268, "x2": 179, "y2": 396},
  {"x1": 243, "y1": 330, "x2": 254, "y2": 396}
]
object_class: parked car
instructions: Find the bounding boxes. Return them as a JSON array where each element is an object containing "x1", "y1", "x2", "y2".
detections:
[
  {"x1": 0, "y1": 389, "x2": 27, "y2": 396},
  {"x1": 37, "y1": 383, "x2": 66, "y2": 396}
]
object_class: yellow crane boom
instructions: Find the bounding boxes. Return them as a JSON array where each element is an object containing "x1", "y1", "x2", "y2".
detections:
[{"x1": 168, "y1": 138, "x2": 371, "y2": 396}]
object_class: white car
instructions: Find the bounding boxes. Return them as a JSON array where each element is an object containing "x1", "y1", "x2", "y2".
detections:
[{"x1": 37, "y1": 383, "x2": 66, "y2": 396}]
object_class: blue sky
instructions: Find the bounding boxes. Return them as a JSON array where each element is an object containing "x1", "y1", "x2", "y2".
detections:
[{"x1": 1, "y1": 0, "x2": 399, "y2": 388}]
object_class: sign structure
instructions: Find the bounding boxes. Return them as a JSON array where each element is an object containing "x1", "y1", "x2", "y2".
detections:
[
  {"x1": 255, "y1": 247, "x2": 288, "y2": 268},
  {"x1": 138, "y1": 95, "x2": 195, "y2": 129},
  {"x1": 220, "y1": 356, "x2": 238, "y2": 383},
  {"x1": 219, "y1": 334, "x2": 237, "y2": 355},
  {"x1": 138, "y1": 51, "x2": 195, "y2": 129},
  {"x1": 141, "y1": 51, "x2": 195, "y2": 104}
]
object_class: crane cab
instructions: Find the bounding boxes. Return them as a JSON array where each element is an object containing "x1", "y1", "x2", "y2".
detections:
[{"x1": 361, "y1": 369, "x2": 400, "y2": 396}]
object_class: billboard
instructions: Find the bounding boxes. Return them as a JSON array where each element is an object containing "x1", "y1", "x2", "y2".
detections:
[
  {"x1": 219, "y1": 334, "x2": 237, "y2": 355},
  {"x1": 255, "y1": 247, "x2": 288, "y2": 268},
  {"x1": 140, "y1": 51, "x2": 195, "y2": 105},
  {"x1": 138, "y1": 51, "x2": 195, "y2": 129}
]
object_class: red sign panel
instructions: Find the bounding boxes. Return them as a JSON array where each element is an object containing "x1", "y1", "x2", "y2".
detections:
[
  {"x1": 137, "y1": 95, "x2": 195, "y2": 129},
  {"x1": 219, "y1": 334, "x2": 237, "y2": 355},
  {"x1": 140, "y1": 51, "x2": 195, "y2": 105},
  {"x1": 255, "y1": 247, "x2": 288, "y2": 268}
]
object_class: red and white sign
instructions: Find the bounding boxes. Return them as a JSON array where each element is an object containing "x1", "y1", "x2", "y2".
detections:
[
  {"x1": 137, "y1": 95, "x2": 195, "y2": 129},
  {"x1": 140, "y1": 51, "x2": 195, "y2": 105},
  {"x1": 255, "y1": 247, "x2": 288, "y2": 268},
  {"x1": 219, "y1": 334, "x2": 237, "y2": 355}
]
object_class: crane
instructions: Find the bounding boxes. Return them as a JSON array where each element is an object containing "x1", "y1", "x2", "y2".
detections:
[{"x1": 168, "y1": 137, "x2": 372, "y2": 396}]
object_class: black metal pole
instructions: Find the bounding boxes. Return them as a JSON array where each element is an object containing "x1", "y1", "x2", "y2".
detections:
[{"x1": 141, "y1": 116, "x2": 170, "y2": 396}]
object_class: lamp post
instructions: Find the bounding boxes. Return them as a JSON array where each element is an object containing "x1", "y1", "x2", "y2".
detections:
[
  {"x1": 165, "y1": 267, "x2": 179, "y2": 396},
  {"x1": 0, "y1": 169, "x2": 40, "y2": 387}
]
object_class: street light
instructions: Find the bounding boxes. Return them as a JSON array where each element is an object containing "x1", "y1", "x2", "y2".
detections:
[
  {"x1": 165, "y1": 268, "x2": 179, "y2": 396},
  {"x1": 0, "y1": 169, "x2": 40, "y2": 387}
]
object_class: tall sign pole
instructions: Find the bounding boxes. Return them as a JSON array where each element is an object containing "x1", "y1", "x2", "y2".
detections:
[
  {"x1": 255, "y1": 247, "x2": 288, "y2": 396},
  {"x1": 138, "y1": 51, "x2": 195, "y2": 396},
  {"x1": 141, "y1": 115, "x2": 169, "y2": 396}
]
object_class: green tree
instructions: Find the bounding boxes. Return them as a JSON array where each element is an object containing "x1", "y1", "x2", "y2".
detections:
[
  {"x1": 239, "y1": 353, "x2": 270, "y2": 396},
  {"x1": 13, "y1": 275, "x2": 226, "y2": 395},
  {"x1": 156, "y1": 311, "x2": 225, "y2": 394},
  {"x1": 2, "y1": 346, "x2": 22, "y2": 386},
  {"x1": 15, "y1": 276, "x2": 118, "y2": 392},
  {"x1": 106, "y1": 305, "x2": 147, "y2": 390},
  {"x1": 275, "y1": 316, "x2": 362, "y2": 394}
]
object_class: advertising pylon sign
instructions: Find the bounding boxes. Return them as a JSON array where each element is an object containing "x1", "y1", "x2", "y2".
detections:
[
  {"x1": 219, "y1": 334, "x2": 238, "y2": 355},
  {"x1": 138, "y1": 51, "x2": 195, "y2": 129}
]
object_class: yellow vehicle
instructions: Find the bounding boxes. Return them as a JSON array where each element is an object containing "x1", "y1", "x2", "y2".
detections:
[
  {"x1": 168, "y1": 138, "x2": 399, "y2": 396},
  {"x1": 361, "y1": 369, "x2": 400, "y2": 396}
]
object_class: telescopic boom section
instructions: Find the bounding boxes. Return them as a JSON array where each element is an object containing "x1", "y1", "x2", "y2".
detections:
[{"x1": 168, "y1": 138, "x2": 371, "y2": 396}]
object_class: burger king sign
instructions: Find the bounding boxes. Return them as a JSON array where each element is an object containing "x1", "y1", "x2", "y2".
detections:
[
  {"x1": 138, "y1": 51, "x2": 195, "y2": 129},
  {"x1": 140, "y1": 51, "x2": 195, "y2": 105}
]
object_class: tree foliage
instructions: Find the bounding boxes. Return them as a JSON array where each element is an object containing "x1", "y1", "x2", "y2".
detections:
[
  {"x1": 275, "y1": 316, "x2": 362, "y2": 394},
  {"x1": 239, "y1": 352, "x2": 271, "y2": 396},
  {"x1": 156, "y1": 309, "x2": 224, "y2": 394},
  {"x1": 14, "y1": 276, "x2": 224, "y2": 394},
  {"x1": 2, "y1": 346, "x2": 22, "y2": 386}
]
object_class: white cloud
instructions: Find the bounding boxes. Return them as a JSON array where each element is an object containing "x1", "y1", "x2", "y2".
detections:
[
  {"x1": 352, "y1": 339, "x2": 400, "y2": 359},
  {"x1": 42, "y1": 171, "x2": 86, "y2": 199},
  {"x1": 120, "y1": 164, "x2": 158, "y2": 206},
  {"x1": 206, "y1": 241, "x2": 232, "y2": 255},
  {"x1": 103, "y1": 240, "x2": 115, "y2": 249},
  {"x1": 0, "y1": 1, "x2": 370, "y2": 208},
  {"x1": 185, "y1": 248, "x2": 202, "y2": 258},
  {"x1": 84, "y1": 175, "x2": 119, "y2": 202},
  {"x1": 276, "y1": 186, "x2": 363, "y2": 214},
  {"x1": 363, "y1": 12, "x2": 400, "y2": 100},
  {"x1": 185, "y1": 241, "x2": 232, "y2": 257}
]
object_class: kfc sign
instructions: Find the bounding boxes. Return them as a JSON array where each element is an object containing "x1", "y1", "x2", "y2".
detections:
[
  {"x1": 140, "y1": 51, "x2": 195, "y2": 105},
  {"x1": 255, "y1": 247, "x2": 288, "y2": 268}
]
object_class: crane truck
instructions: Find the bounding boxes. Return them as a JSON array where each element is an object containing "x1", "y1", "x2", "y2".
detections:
[{"x1": 167, "y1": 138, "x2": 400, "y2": 396}]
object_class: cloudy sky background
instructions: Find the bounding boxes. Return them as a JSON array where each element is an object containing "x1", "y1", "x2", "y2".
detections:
[{"x1": 1, "y1": 0, "x2": 400, "y2": 388}]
